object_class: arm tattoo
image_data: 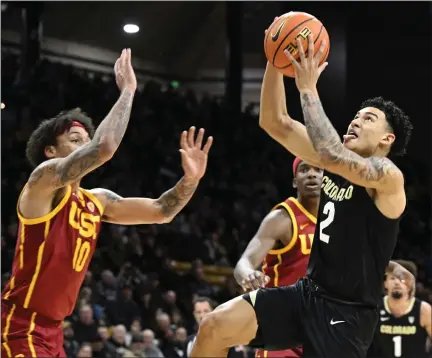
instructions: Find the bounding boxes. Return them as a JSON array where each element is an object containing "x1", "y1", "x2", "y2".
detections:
[
  {"x1": 56, "y1": 143, "x2": 101, "y2": 185},
  {"x1": 101, "y1": 189, "x2": 122, "y2": 220},
  {"x1": 300, "y1": 91, "x2": 394, "y2": 183},
  {"x1": 93, "y1": 89, "x2": 135, "y2": 147},
  {"x1": 156, "y1": 177, "x2": 199, "y2": 218},
  {"x1": 103, "y1": 190, "x2": 122, "y2": 203},
  {"x1": 300, "y1": 91, "x2": 343, "y2": 160}
]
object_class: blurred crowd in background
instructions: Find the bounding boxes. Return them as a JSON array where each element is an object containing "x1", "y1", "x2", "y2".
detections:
[{"x1": 1, "y1": 50, "x2": 431, "y2": 358}]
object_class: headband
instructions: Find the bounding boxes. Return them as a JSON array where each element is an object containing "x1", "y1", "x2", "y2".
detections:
[
  {"x1": 292, "y1": 157, "x2": 302, "y2": 175},
  {"x1": 70, "y1": 121, "x2": 85, "y2": 130}
]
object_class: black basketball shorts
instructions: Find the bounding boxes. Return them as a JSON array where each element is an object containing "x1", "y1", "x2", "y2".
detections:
[{"x1": 243, "y1": 277, "x2": 378, "y2": 358}]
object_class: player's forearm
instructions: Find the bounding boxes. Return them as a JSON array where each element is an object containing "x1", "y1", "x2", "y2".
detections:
[
  {"x1": 155, "y1": 176, "x2": 199, "y2": 221},
  {"x1": 299, "y1": 89, "x2": 344, "y2": 163},
  {"x1": 259, "y1": 62, "x2": 292, "y2": 129},
  {"x1": 92, "y1": 89, "x2": 135, "y2": 156}
]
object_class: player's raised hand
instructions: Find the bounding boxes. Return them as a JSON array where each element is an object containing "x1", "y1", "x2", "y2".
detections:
[
  {"x1": 240, "y1": 270, "x2": 270, "y2": 291},
  {"x1": 179, "y1": 127, "x2": 213, "y2": 182},
  {"x1": 114, "y1": 48, "x2": 137, "y2": 92},
  {"x1": 284, "y1": 34, "x2": 328, "y2": 91}
]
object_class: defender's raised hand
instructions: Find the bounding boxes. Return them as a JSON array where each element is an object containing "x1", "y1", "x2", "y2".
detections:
[
  {"x1": 114, "y1": 48, "x2": 137, "y2": 92},
  {"x1": 180, "y1": 127, "x2": 213, "y2": 181},
  {"x1": 284, "y1": 34, "x2": 328, "y2": 91}
]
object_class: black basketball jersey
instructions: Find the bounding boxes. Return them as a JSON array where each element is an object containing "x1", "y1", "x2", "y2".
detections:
[
  {"x1": 373, "y1": 297, "x2": 428, "y2": 358},
  {"x1": 307, "y1": 171, "x2": 401, "y2": 306}
]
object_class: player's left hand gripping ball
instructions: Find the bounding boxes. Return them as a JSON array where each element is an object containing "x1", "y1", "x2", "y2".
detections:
[
  {"x1": 180, "y1": 127, "x2": 213, "y2": 181},
  {"x1": 284, "y1": 34, "x2": 328, "y2": 91}
]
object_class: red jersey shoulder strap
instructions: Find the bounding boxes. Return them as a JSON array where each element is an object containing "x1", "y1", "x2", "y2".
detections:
[
  {"x1": 16, "y1": 185, "x2": 72, "y2": 225},
  {"x1": 286, "y1": 197, "x2": 317, "y2": 225},
  {"x1": 267, "y1": 197, "x2": 298, "y2": 255}
]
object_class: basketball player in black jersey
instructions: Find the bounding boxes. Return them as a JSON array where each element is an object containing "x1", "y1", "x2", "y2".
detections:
[
  {"x1": 368, "y1": 261, "x2": 431, "y2": 358},
  {"x1": 189, "y1": 21, "x2": 414, "y2": 358}
]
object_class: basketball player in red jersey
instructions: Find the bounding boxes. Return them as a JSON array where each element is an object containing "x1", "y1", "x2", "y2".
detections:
[
  {"x1": 234, "y1": 158, "x2": 322, "y2": 358},
  {"x1": 1, "y1": 49, "x2": 213, "y2": 358}
]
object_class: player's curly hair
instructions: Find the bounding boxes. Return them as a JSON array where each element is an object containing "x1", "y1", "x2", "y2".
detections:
[
  {"x1": 360, "y1": 97, "x2": 413, "y2": 157},
  {"x1": 26, "y1": 108, "x2": 96, "y2": 168}
]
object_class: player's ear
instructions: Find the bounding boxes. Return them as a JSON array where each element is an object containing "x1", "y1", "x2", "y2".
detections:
[
  {"x1": 380, "y1": 132, "x2": 395, "y2": 147},
  {"x1": 44, "y1": 145, "x2": 56, "y2": 159},
  {"x1": 292, "y1": 178, "x2": 297, "y2": 189}
]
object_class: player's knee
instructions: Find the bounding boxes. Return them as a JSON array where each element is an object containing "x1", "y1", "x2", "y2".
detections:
[
  {"x1": 199, "y1": 311, "x2": 220, "y2": 335},
  {"x1": 198, "y1": 310, "x2": 227, "y2": 341}
]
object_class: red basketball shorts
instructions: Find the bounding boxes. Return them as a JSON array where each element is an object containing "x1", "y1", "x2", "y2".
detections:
[{"x1": 1, "y1": 301, "x2": 66, "y2": 358}]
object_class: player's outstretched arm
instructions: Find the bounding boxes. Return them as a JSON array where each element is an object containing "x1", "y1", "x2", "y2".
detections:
[
  {"x1": 259, "y1": 62, "x2": 321, "y2": 168},
  {"x1": 26, "y1": 49, "x2": 136, "y2": 193},
  {"x1": 92, "y1": 127, "x2": 213, "y2": 225},
  {"x1": 91, "y1": 180, "x2": 197, "y2": 225},
  {"x1": 234, "y1": 208, "x2": 292, "y2": 291}
]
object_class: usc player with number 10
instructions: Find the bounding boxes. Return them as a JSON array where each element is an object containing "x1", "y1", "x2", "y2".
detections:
[
  {"x1": 1, "y1": 49, "x2": 213, "y2": 357},
  {"x1": 234, "y1": 158, "x2": 322, "y2": 358}
]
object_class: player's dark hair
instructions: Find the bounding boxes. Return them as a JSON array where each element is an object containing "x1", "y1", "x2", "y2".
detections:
[
  {"x1": 26, "y1": 108, "x2": 95, "y2": 168},
  {"x1": 193, "y1": 296, "x2": 216, "y2": 310},
  {"x1": 360, "y1": 97, "x2": 413, "y2": 157}
]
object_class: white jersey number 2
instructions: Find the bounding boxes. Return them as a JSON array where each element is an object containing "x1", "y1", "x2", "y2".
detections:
[{"x1": 319, "y1": 202, "x2": 335, "y2": 244}]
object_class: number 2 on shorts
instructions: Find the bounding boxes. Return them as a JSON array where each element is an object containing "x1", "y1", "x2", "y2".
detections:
[{"x1": 319, "y1": 202, "x2": 335, "y2": 244}]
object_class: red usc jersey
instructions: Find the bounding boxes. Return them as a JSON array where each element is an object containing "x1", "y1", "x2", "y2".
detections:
[
  {"x1": 263, "y1": 197, "x2": 316, "y2": 288},
  {"x1": 2, "y1": 186, "x2": 103, "y2": 321}
]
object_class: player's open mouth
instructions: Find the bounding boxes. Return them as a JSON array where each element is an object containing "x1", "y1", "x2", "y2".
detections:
[
  {"x1": 343, "y1": 129, "x2": 358, "y2": 142},
  {"x1": 305, "y1": 182, "x2": 320, "y2": 189}
]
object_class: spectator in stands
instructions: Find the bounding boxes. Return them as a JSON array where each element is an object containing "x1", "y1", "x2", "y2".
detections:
[
  {"x1": 185, "y1": 260, "x2": 214, "y2": 299},
  {"x1": 92, "y1": 326, "x2": 118, "y2": 358},
  {"x1": 73, "y1": 305, "x2": 100, "y2": 344},
  {"x1": 63, "y1": 321, "x2": 80, "y2": 358},
  {"x1": 141, "y1": 329, "x2": 164, "y2": 358},
  {"x1": 77, "y1": 343, "x2": 93, "y2": 358},
  {"x1": 129, "y1": 333, "x2": 146, "y2": 358},
  {"x1": 105, "y1": 283, "x2": 140, "y2": 328},
  {"x1": 97, "y1": 270, "x2": 118, "y2": 305}
]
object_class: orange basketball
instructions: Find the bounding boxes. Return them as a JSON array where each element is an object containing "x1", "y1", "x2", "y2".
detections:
[{"x1": 264, "y1": 12, "x2": 330, "y2": 78}]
